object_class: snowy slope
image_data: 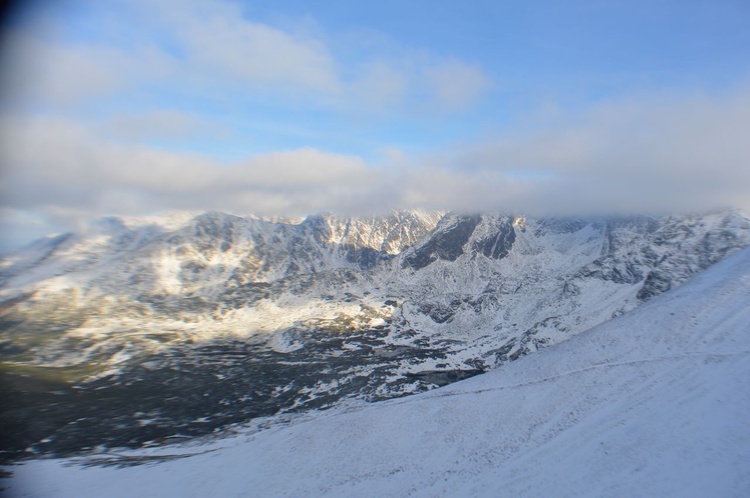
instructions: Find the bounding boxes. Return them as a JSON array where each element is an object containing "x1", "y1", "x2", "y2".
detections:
[{"x1": 6, "y1": 246, "x2": 750, "y2": 497}]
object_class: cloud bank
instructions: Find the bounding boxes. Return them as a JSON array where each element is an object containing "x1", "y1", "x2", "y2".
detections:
[{"x1": 2, "y1": 86, "x2": 749, "y2": 241}]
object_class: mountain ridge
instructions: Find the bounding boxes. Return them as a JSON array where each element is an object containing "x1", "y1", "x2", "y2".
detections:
[{"x1": 1, "y1": 208, "x2": 749, "y2": 460}]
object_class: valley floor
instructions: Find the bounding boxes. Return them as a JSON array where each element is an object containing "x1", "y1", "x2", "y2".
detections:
[{"x1": 4, "y1": 247, "x2": 750, "y2": 497}]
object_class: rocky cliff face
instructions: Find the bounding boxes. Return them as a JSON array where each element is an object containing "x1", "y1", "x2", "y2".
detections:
[{"x1": 2, "y1": 208, "x2": 749, "y2": 460}]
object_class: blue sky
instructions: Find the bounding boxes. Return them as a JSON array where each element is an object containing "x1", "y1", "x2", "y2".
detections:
[{"x1": 1, "y1": 0, "x2": 750, "y2": 250}]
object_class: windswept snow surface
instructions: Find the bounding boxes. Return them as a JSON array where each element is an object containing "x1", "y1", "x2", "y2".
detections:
[{"x1": 7, "y1": 247, "x2": 750, "y2": 497}]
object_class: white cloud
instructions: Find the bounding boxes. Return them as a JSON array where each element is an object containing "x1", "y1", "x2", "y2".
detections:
[
  {"x1": 0, "y1": 0, "x2": 492, "y2": 115},
  {"x1": 153, "y1": 0, "x2": 341, "y2": 94},
  {"x1": 423, "y1": 60, "x2": 490, "y2": 111},
  {"x1": 0, "y1": 115, "x2": 390, "y2": 223},
  {"x1": 0, "y1": 32, "x2": 175, "y2": 107},
  {"x1": 103, "y1": 109, "x2": 227, "y2": 141},
  {"x1": 351, "y1": 61, "x2": 408, "y2": 108},
  {"x1": 0, "y1": 35, "x2": 121, "y2": 105},
  {"x1": 439, "y1": 87, "x2": 750, "y2": 214},
  {"x1": 2, "y1": 85, "x2": 749, "y2": 242}
]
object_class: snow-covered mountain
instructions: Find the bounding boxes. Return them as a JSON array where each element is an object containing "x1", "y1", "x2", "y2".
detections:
[
  {"x1": 6, "y1": 239, "x2": 750, "y2": 497},
  {"x1": 1, "y1": 208, "x2": 749, "y2": 460}
]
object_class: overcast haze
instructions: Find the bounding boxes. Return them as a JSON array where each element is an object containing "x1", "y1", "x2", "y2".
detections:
[{"x1": 1, "y1": 0, "x2": 750, "y2": 251}]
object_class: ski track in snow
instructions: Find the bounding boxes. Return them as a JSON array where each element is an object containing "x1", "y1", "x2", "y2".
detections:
[{"x1": 427, "y1": 350, "x2": 750, "y2": 400}]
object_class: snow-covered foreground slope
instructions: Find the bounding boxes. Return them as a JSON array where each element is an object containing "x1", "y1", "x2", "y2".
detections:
[{"x1": 7, "y1": 247, "x2": 750, "y2": 497}]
